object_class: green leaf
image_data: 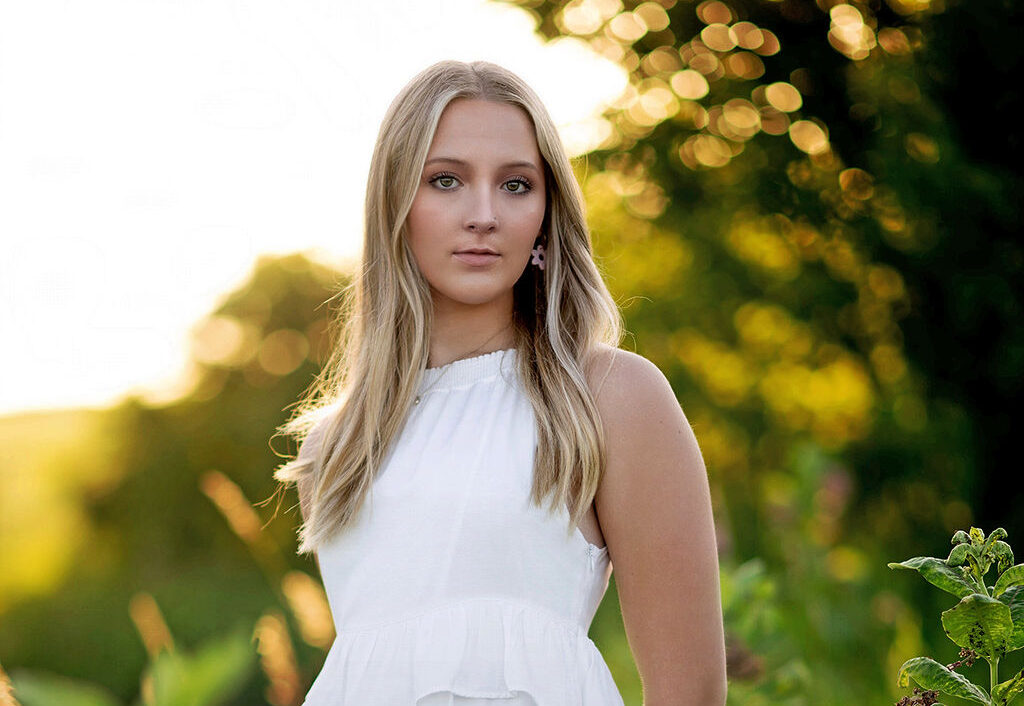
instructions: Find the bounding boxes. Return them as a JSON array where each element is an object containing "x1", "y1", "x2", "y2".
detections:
[
  {"x1": 953, "y1": 530, "x2": 971, "y2": 546},
  {"x1": 992, "y1": 669, "x2": 1024, "y2": 706},
  {"x1": 889, "y1": 556, "x2": 979, "y2": 598},
  {"x1": 141, "y1": 626, "x2": 255, "y2": 706},
  {"x1": 8, "y1": 669, "x2": 122, "y2": 706},
  {"x1": 1002, "y1": 585, "x2": 1024, "y2": 651},
  {"x1": 941, "y1": 593, "x2": 1014, "y2": 660},
  {"x1": 947, "y1": 543, "x2": 971, "y2": 567},
  {"x1": 992, "y1": 541, "x2": 1015, "y2": 574},
  {"x1": 983, "y1": 528, "x2": 1009, "y2": 555},
  {"x1": 897, "y1": 656, "x2": 990, "y2": 703},
  {"x1": 995, "y1": 564, "x2": 1024, "y2": 598}
]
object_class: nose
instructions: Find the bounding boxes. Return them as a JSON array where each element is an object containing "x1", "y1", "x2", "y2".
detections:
[
  {"x1": 464, "y1": 184, "x2": 498, "y2": 233},
  {"x1": 466, "y1": 218, "x2": 497, "y2": 233}
]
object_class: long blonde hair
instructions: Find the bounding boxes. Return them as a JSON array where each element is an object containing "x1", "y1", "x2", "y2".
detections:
[{"x1": 270, "y1": 59, "x2": 623, "y2": 556}]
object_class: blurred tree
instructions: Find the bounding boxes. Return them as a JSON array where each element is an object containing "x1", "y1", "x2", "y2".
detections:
[
  {"x1": 0, "y1": 254, "x2": 347, "y2": 703},
  {"x1": 501, "y1": 0, "x2": 1022, "y2": 551},
  {"x1": 499, "y1": 0, "x2": 1023, "y2": 702}
]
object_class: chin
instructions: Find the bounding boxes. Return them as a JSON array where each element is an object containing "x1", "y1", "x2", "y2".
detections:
[{"x1": 433, "y1": 283, "x2": 514, "y2": 307}]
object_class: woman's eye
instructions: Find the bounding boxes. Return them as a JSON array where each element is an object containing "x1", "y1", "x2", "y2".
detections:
[{"x1": 428, "y1": 173, "x2": 532, "y2": 193}]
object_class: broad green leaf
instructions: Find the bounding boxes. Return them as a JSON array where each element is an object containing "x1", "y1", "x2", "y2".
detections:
[
  {"x1": 992, "y1": 669, "x2": 1024, "y2": 706},
  {"x1": 1002, "y1": 585, "x2": 1024, "y2": 651},
  {"x1": 897, "y1": 656, "x2": 990, "y2": 703},
  {"x1": 142, "y1": 626, "x2": 255, "y2": 706},
  {"x1": 953, "y1": 530, "x2": 971, "y2": 546},
  {"x1": 941, "y1": 593, "x2": 1014, "y2": 660},
  {"x1": 8, "y1": 669, "x2": 121, "y2": 706},
  {"x1": 889, "y1": 556, "x2": 978, "y2": 598},
  {"x1": 995, "y1": 564, "x2": 1024, "y2": 598}
]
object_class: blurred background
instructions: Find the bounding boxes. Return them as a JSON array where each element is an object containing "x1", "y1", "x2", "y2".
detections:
[{"x1": 1, "y1": 0, "x2": 1021, "y2": 704}]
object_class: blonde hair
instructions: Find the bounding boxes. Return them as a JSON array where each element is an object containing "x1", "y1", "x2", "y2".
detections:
[{"x1": 270, "y1": 59, "x2": 623, "y2": 555}]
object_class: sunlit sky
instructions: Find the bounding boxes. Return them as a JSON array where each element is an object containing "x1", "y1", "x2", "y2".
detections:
[{"x1": 0, "y1": 0, "x2": 627, "y2": 418}]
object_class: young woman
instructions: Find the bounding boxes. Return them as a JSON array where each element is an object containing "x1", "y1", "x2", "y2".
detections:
[{"x1": 273, "y1": 60, "x2": 727, "y2": 705}]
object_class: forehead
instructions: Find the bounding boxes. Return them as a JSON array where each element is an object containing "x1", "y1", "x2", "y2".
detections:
[{"x1": 427, "y1": 98, "x2": 542, "y2": 163}]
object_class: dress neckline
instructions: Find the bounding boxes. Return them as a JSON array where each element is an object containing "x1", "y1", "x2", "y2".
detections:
[{"x1": 418, "y1": 347, "x2": 517, "y2": 393}]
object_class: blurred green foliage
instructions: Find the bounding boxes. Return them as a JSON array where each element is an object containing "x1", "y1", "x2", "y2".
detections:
[
  {"x1": 8, "y1": 625, "x2": 254, "y2": 706},
  {"x1": 1, "y1": 0, "x2": 1021, "y2": 704}
]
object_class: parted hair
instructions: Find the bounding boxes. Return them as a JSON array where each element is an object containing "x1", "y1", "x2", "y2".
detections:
[{"x1": 270, "y1": 59, "x2": 623, "y2": 556}]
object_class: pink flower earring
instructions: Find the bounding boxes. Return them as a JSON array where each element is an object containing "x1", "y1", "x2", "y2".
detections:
[{"x1": 530, "y1": 242, "x2": 546, "y2": 270}]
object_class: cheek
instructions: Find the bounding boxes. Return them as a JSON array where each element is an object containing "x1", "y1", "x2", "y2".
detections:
[
  {"x1": 532, "y1": 203, "x2": 546, "y2": 231},
  {"x1": 406, "y1": 198, "x2": 442, "y2": 262},
  {"x1": 520, "y1": 201, "x2": 546, "y2": 241},
  {"x1": 501, "y1": 194, "x2": 544, "y2": 230}
]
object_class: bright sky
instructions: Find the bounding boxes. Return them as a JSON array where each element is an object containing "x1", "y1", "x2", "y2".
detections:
[{"x1": 0, "y1": 0, "x2": 626, "y2": 418}]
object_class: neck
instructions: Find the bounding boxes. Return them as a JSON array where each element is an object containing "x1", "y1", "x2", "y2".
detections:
[{"x1": 427, "y1": 295, "x2": 515, "y2": 368}]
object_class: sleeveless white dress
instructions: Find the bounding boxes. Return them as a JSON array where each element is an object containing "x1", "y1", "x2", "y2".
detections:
[{"x1": 300, "y1": 348, "x2": 624, "y2": 705}]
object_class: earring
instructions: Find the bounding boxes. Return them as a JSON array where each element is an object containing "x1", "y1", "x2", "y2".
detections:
[{"x1": 530, "y1": 241, "x2": 546, "y2": 270}]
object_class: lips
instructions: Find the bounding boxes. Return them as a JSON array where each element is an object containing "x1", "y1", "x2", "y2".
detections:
[{"x1": 453, "y1": 251, "x2": 500, "y2": 266}]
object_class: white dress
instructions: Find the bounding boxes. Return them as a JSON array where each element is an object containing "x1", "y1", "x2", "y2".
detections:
[{"x1": 300, "y1": 348, "x2": 624, "y2": 705}]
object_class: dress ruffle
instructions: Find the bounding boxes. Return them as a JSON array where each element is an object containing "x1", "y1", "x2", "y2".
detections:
[{"x1": 301, "y1": 597, "x2": 624, "y2": 705}]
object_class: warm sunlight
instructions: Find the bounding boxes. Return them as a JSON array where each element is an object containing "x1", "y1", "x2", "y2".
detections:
[{"x1": 0, "y1": 0, "x2": 626, "y2": 417}]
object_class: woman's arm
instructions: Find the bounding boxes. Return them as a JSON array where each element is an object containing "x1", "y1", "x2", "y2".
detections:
[{"x1": 587, "y1": 347, "x2": 727, "y2": 706}]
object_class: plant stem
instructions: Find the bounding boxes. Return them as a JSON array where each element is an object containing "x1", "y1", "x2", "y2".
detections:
[
  {"x1": 991, "y1": 655, "x2": 999, "y2": 694},
  {"x1": 973, "y1": 567, "x2": 990, "y2": 596}
]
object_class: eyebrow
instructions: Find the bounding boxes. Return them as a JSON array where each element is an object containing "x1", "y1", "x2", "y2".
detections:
[{"x1": 424, "y1": 156, "x2": 540, "y2": 172}]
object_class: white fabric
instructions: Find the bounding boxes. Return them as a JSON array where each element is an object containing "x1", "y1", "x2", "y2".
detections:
[{"x1": 301, "y1": 348, "x2": 623, "y2": 705}]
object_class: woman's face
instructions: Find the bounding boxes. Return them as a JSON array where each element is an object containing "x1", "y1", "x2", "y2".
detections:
[{"x1": 406, "y1": 98, "x2": 547, "y2": 313}]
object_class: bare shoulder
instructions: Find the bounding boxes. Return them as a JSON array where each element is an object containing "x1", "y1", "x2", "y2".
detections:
[{"x1": 583, "y1": 343, "x2": 679, "y2": 422}]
